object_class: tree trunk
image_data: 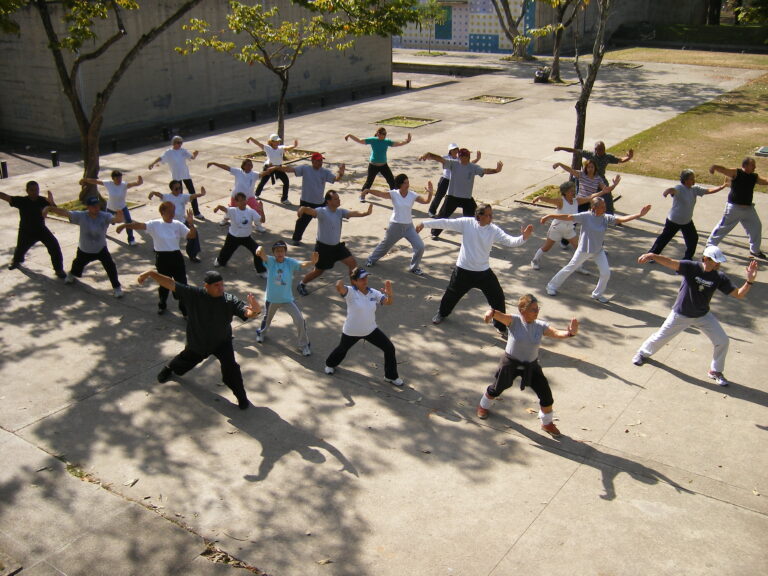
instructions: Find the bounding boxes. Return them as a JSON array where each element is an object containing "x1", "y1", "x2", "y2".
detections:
[
  {"x1": 277, "y1": 71, "x2": 289, "y2": 140},
  {"x1": 552, "y1": 26, "x2": 564, "y2": 82},
  {"x1": 706, "y1": 0, "x2": 721, "y2": 25}
]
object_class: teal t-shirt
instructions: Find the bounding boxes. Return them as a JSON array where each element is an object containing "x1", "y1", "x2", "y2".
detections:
[
  {"x1": 365, "y1": 137, "x2": 393, "y2": 163},
  {"x1": 265, "y1": 256, "x2": 302, "y2": 303}
]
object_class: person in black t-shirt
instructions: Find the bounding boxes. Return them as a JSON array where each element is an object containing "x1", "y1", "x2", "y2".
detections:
[
  {"x1": 0, "y1": 180, "x2": 65, "y2": 277},
  {"x1": 706, "y1": 157, "x2": 768, "y2": 259},
  {"x1": 137, "y1": 269, "x2": 262, "y2": 409},
  {"x1": 632, "y1": 246, "x2": 758, "y2": 387}
]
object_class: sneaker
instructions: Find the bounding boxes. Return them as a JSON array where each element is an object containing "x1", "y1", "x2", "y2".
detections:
[
  {"x1": 113, "y1": 287, "x2": 124, "y2": 299},
  {"x1": 359, "y1": 195, "x2": 366, "y2": 203},
  {"x1": 255, "y1": 330, "x2": 263, "y2": 343},
  {"x1": 431, "y1": 312, "x2": 444, "y2": 325},
  {"x1": 324, "y1": 365, "x2": 335, "y2": 375},
  {"x1": 366, "y1": 259, "x2": 374, "y2": 267},
  {"x1": 707, "y1": 370, "x2": 729, "y2": 387},
  {"x1": 632, "y1": 352, "x2": 646, "y2": 366},
  {"x1": 7, "y1": 261, "x2": 18, "y2": 270},
  {"x1": 128, "y1": 239, "x2": 138, "y2": 246},
  {"x1": 541, "y1": 422, "x2": 563, "y2": 438},
  {"x1": 64, "y1": 273, "x2": 75, "y2": 284},
  {"x1": 530, "y1": 259, "x2": 540, "y2": 270},
  {"x1": 497, "y1": 328, "x2": 509, "y2": 340},
  {"x1": 157, "y1": 307, "x2": 166, "y2": 316},
  {"x1": 591, "y1": 293, "x2": 609, "y2": 303},
  {"x1": 194, "y1": 213, "x2": 206, "y2": 221},
  {"x1": 384, "y1": 377, "x2": 404, "y2": 387},
  {"x1": 749, "y1": 250, "x2": 767, "y2": 259},
  {"x1": 157, "y1": 366, "x2": 173, "y2": 383},
  {"x1": 55, "y1": 269, "x2": 67, "y2": 279},
  {"x1": 290, "y1": 239, "x2": 303, "y2": 246},
  {"x1": 281, "y1": 199, "x2": 291, "y2": 205},
  {"x1": 214, "y1": 258, "x2": 223, "y2": 267},
  {"x1": 410, "y1": 267, "x2": 424, "y2": 276},
  {"x1": 256, "y1": 225, "x2": 266, "y2": 233},
  {"x1": 427, "y1": 212, "x2": 436, "y2": 217},
  {"x1": 476, "y1": 406, "x2": 489, "y2": 419},
  {"x1": 546, "y1": 285, "x2": 557, "y2": 296},
  {"x1": 301, "y1": 344, "x2": 311, "y2": 357},
  {"x1": 258, "y1": 272, "x2": 268, "y2": 279},
  {"x1": 189, "y1": 255, "x2": 201, "y2": 263},
  {"x1": 297, "y1": 282, "x2": 309, "y2": 296}
]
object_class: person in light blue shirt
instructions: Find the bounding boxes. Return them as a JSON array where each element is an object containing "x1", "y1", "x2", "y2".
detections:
[
  {"x1": 255, "y1": 241, "x2": 318, "y2": 356},
  {"x1": 345, "y1": 127, "x2": 412, "y2": 201}
]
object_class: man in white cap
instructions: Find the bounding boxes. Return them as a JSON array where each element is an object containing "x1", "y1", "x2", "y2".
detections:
[
  {"x1": 246, "y1": 133, "x2": 299, "y2": 204},
  {"x1": 148, "y1": 135, "x2": 203, "y2": 220},
  {"x1": 632, "y1": 245, "x2": 758, "y2": 387}
]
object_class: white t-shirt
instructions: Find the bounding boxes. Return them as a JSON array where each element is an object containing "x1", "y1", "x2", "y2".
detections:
[
  {"x1": 389, "y1": 189, "x2": 419, "y2": 225},
  {"x1": 264, "y1": 145, "x2": 286, "y2": 166},
  {"x1": 227, "y1": 206, "x2": 261, "y2": 237},
  {"x1": 162, "y1": 193, "x2": 191, "y2": 223},
  {"x1": 104, "y1": 181, "x2": 128, "y2": 211},
  {"x1": 160, "y1": 148, "x2": 193, "y2": 180},
  {"x1": 229, "y1": 167, "x2": 259, "y2": 198},
  {"x1": 342, "y1": 286, "x2": 386, "y2": 337},
  {"x1": 146, "y1": 219, "x2": 189, "y2": 251}
]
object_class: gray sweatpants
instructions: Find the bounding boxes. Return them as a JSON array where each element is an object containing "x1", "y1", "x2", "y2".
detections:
[
  {"x1": 707, "y1": 203, "x2": 762, "y2": 254},
  {"x1": 259, "y1": 300, "x2": 309, "y2": 347},
  {"x1": 367, "y1": 222, "x2": 424, "y2": 270}
]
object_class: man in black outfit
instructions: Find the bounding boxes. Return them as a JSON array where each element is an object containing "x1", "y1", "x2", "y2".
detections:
[
  {"x1": 1, "y1": 180, "x2": 66, "y2": 278},
  {"x1": 137, "y1": 269, "x2": 262, "y2": 409}
]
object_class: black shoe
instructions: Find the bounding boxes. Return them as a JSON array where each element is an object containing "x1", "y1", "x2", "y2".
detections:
[
  {"x1": 157, "y1": 306, "x2": 166, "y2": 315},
  {"x1": 749, "y1": 250, "x2": 767, "y2": 260},
  {"x1": 55, "y1": 269, "x2": 67, "y2": 279},
  {"x1": 189, "y1": 255, "x2": 201, "y2": 263},
  {"x1": 157, "y1": 366, "x2": 173, "y2": 383},
  {"x1": 497, "y1": 328, "x2": 509, "y2": 340},
  {"x1": 7, "y1": 261, "x2": 19, "y2": 270},
  {"x1": 237, "y1": 396, "x2": 250, "y2": 410},
  {"x1": 290, "y1": 239, "x2": 302, "y2": 246}
]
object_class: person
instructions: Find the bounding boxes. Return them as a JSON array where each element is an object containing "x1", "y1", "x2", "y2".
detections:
[
  {"x1": 80, "y1": 171, "x2": 143, "y2": 245},
  {"x1": 427, "y1": 144, "x2": 481, "y2": 217},
  {"x1": 552, "y1": 160, "x2": 621, "y2": 214},
  {"x1": 345, "y1": 127, "x2": 411, "y2": 201},
  {"x1": 543, "y1": 197, "x2": 651, "y2": 303},
  {"x1": 148, "y1": 135, "x2": 204, "y2": 219},
  {"x1": 530, "y1": 180, "x2": 611, "y2": 270},
  {"x1": 1, "y1": 180, "x2": 66, "y2": 278},
  {"x1": 247, "y1": 134, "x2": 298, "y2": 204},
  {"x1": 206, "y1": 159, "x2": 267, "y2": 230},
  {"x1": 476, "y1": 294, "x2": 579, "y2": 438},
  {"x1": 416, "y1": 204, "x2": 534, "y2": 337},
  {"x1": 363, "y1": 173, "x2": 433, "y2": 276},
  {"x1": 48, "y1": 197, "x2": 124, "y2": 297},
  {"x1": 648, "y1": 169, "x2": 728, "y2": 261},
  {"x1": 211, "y1": 192, "x2": 268, "y2": 275},
  {"x1": 554, "y1": 140, "x2": 633, "y2": 213},
  {"x1": 138, "y1": 269, "x2": 262, "y2": 409},
  {"x1": 296, "y1": 190, "x2": 373, "y2": 296},
  {"x1": 418, "y1": 148, "x2": 503, "y2": 238},
  {"x1": 706, "y1": 157, "x2": 768, "y2": 259},
  {"x1": 148, "y1": 180, "x2": 206, "y2": 262},
  {"x1": 271, "y1": 153, "x2": 345, "y2": 246},
  {"x1": 632, "y1": 246, "x2": 758, "y2": 387},
  {"x1": 324, "y1": 267, "x2": 403, "y2": 386},
  {"x1": 117, "y1": 201, "x2": 197, "y2": 316},
  {"x1": 255, "y1": 241, "x2": 318, "y2": 356}
]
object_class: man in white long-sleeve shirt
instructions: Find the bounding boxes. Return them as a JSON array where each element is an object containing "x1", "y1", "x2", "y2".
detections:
[{"x1": 416, "y1": 204, "x2": 533, "y2": 336}]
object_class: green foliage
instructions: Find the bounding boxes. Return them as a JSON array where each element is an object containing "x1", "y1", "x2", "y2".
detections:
[
  {"x1": 294, "y1": 0, "x2": 421, "y2": 37},
  {"x1": 730, "y1": 0, "x2": 768, "y2": 25},
  {"x1": 418, "y1": 0, "x2": 447, "y2": 28}
]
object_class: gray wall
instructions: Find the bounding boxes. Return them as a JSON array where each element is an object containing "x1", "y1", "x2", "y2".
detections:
[{"x1": 0, "y1": 0, "x2": 391, "y2": 146}]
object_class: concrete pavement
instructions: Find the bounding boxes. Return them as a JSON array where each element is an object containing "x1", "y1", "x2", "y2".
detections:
[{"x1": 1, "y1": 49, "x2": 766, "y2": 575}]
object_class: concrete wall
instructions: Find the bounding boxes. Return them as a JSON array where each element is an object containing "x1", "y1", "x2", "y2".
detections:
[{"x1": 0, "y1": 1, "x2": 392, "y2": 146}]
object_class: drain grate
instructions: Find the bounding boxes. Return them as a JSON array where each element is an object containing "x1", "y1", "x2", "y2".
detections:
[
  {"x1": 469, "y1": 95, "x2": 522, "y2": 104},
  {"x1": 376, "y1": 116, "x2": 440, "y2": 128}
]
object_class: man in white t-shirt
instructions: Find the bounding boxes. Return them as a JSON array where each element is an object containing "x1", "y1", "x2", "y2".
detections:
[
  {"x1": 148, "y1": 135, "x2": 204, "y2": 220},
  {"x1": 212, "y1": 192, "x2": 267, "y2": 275},
  {"x1": 247, "y1": 133, "x2": 299, "y2": 204},
  {"x1": 80, "y1": 170, "x2": 143, "y2": 245},
  {"x1": 148, "y1": 180, "x2": 206, "y2": 262}
]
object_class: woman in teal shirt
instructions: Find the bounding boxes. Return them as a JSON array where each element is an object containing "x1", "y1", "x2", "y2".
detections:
[{"x1": 345, "y1": 127, "x2": 411, "y2": 201}]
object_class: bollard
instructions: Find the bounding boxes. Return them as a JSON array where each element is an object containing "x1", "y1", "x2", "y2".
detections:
[
  {"x1": 111, "y1": 139, "x2": 118, "y2": 153},
  {"x1": 162, "y1": 127, "x2": 170, "y2": 141},
  {"x1": 320, "y1": 97, "x2": 326, "y2": 108},
  {"x1": 0, "y1": 161, "x2": 7, "y2": 179},
  {"x1": 51, "y1": 151, "x2": 59, "y2": 167},
  {"x1": 406, "y1": 79, "x2": 412, "y2": 90}
]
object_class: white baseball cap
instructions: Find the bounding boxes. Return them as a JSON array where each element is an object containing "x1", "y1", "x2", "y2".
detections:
[
  {"x1": 269, "y1": 133, "x2": 281, "y2": 142},
  {"x1": 448, "y1": 143, "x2": 459, "y2": 152},
  {"x1": 703, "y1": 245, "x2": 727, "y2": 263}
]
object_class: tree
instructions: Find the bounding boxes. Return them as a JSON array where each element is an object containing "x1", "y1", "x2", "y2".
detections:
[
  {"x1": 417, "y1": 0, "x2": 447, "y2": 54},
  {"x1": 535, "y1": 0, "x2": 586, "y2": 82},
  {"x1": 489, "y1": 0, "x2": 531, "y2": 58},
  {"x1": 706, "y1": 0, "x2": 722, "y2": 25},
  {"x1": 729, "y1": 0, "x2": 768, "y2": 24},
  {"x1": 2, "y1": 0, "x2": 204, "y2": 200},
  {"x1": 180, "y1": 2, "x2": 352, "y2": 140}
]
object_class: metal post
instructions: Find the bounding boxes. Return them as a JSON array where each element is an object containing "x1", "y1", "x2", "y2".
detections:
[
  {"x1": 406, "y1": 80, "x2": 412, "y2": 90},
  {"x1": 0, "y1": 161, "x2": 8, "y2": 179},
  {"x1": 51, "y1": 151, "x2": 59, "y2": 167}
]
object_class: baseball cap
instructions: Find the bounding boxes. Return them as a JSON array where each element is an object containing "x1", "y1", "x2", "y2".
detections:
[
  {"x1": 85, "y1": 196, "x2": 100, "y2": 206},
  {"x1": 703, "y1": 245, "x2": 727, "y2": 263},
  {"x1": 203, "y1": 271, "x2": 224, "y2": 284},
  {"x1": 269, "y1": 133, "x2": 281, "y2": 142},
  {"x1": 458, "y1": 148, "x2": 471, "y2": 157},
  {"x1": 311, "y1": 152, "x2": 325, "y2": 161},
  {"x1": 271, "y1": 240, "x2": 288, "y2": 251},
  {"x1": 448, "y1": 143, "x2": 459, "y2": 152},
  {"x1": 350, "y1": 267, "x2": 369, "y2": 280}
]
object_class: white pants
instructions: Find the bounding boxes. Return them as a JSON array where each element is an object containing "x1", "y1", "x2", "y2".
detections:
[
  {"x1": 638, "y1": 310, "x2": 729, "y2": 372},
  {"x1": 259, "y1": 301, "x2": 309, "y2": 347},
  {"x1": 547, "y1": 248, "x2": 610, "y2": 297}
]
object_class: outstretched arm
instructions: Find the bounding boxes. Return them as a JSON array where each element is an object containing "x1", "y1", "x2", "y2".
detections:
[
  {"x1": 137, "y1": 269, "x2": 176, "y2": 292},
  {"x1": 730, "y1": 259, "x2": 758, "y2": 299},
  {"x1": 335, "y1": 279, "x2": 348, "y2": 296},
  {"x1": 552, "y1": 162, "x2": 579, "y2": 178},
  {"x1": 484, "y1": 161, "x2": 503, "y2": 175},
  {"x1": 392, "y1": 133, "x2": 412, "y2": 147},
  {"x1": 484, "y1": 308, "x2": 513, "y2": 327},
  {"x1": 637, "y1": 252, "x2": 680, "y2": 272},
  {"x1": 544, "y1": 318, "x2": 579, "y2": 339},
  {"x1": 246, "y1": 137, "x2": 265, "y2": 150},
  {"x1": 189, "y1": 186, "x2": 207, "y2": 200},
  {"x1": 533, "y1": 194, "x2": 562, "y2": 207},
  {"x1": 344, "y1": 133, "x2": 365, "y2": 144},
  {"x1": 283, "y1": 139, "x2": 299, "y2": 151},
  {"x1": 148, "y1": 191, "x2": 163, "y2": 201},
  {"x1": 418, "y1": 152, "x2": 446, "y2": 166},
  {"x1": 415, "y1": 181, "x2": 434, "y2": 204},
  {"x1": 554, "y1": 146, "x2": 578, "y2": 154},
  {"x1": 206, "y1": 162, "x2": 230, "y2": 172},
  {"x1": 79, "y1": 177, "x2": 105, "y2": 187},
  {"x1": 710, "y1": 164, "x2": 738, "y2": 179},
  {"x1": 362, "y1": 188, "x2": 391, "y2": 200},
  {"x1": 148, "y1": 157, "x2": 162, "y2": 170},
  {"x1": 0, "y1": 191, "x2": 11, "y2": 203},
  {"x1": 127, "y1": 175, "x2": 144, "y2": 188},
  {"x1": 116, "y1": 221, "x2": 147, "y2": 233},
  {"x1": 541, "y1": 213, "x2": 574, "y2": 224},
  {"x1": 473, "y1": 151, "x2": 482, "y2": 163},
  {"x1": 47, "y1": 206, "x2": 71, "y2": 219},
  {"x1": 297, "y1": 206, "x2": 318, "y2": 219},
  {"x1": 704, "y1": 177, "x2": 729, "y2": 195},
  {"x1": 615, "y1": 204, "x2": 651, "y2": 225},
  {"x1": 617, "y1": 149, "x2": 634, "y2": 163},
  {"x1": 381, "y1": 280, "x2": 393, "y2": 305},
  {"x1": 599, "y1": 174, "x2": 621, "y2": 194},
  {"x1": 347, "y1": 203, "x2": 374, "y2": 218}
]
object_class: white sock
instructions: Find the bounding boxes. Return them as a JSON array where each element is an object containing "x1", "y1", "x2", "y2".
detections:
[
  {"x1": 533, "y1": 248, "x2": 544, "y2": 262},
  {"x1": 539, "y1": 409, "x2": 553, "y2": 425},
  {"x1": 479, "y1": 393, "x2": 494, "y2": 409}
]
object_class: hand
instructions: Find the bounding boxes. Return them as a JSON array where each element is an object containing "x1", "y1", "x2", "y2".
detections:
[
  {"x1": 746, "y1": 259, "x2": 759, "y2": 282},
  {"x1": 426, "y1": 181, "x2": 433, "y2": 193},
  {"x1": 419, "y1": 154, "x2": 427, "y2": 162},
  {"x1": 568, "y1": 318, "x2": 579, "y2": 336},
  {"x1": 532, "y1": 196, "x2": 539, "y2": 204},
  {"x1": 344, "y1": 134, "x2": 351, "y2": 141},
  {"x1": 552, "y1": 163, "x2": 559, "y2": 170},
  {"x1": 366, "y1": 203, "x2": 373, "y2": 215},
  {"x1": 496, "y1": 161, "x2": 503, "y2": 172},
  {"x1": 206, "y1": 162, "x2": 214, "y2": 169},
  {"x1": 185, "y1": 208, "x2": 195, "y2": 225},
  {"x1": 148, "y1": 163, "x2": 155, "y2": 170},
  {"x1": 521, "y1": 224, "x2": 534, "y2": 240},
  {"x1": 483, "y1": 308, "x2": 495, "y2": 324},
  {"x1": 612, "y1": 174, "x2": 621, "y2": 186},
  {"x1": 136, "y1": 175, "x2": 143, "y2": 185},
  {"x1": 639, "y1": 204, "x2": 651, "y2": 217},
  {"x1": 415, "y1": 223, "x2": 424, "y2": 233},
  {"x1": 293, "y1": 139, "x2": 299, "y2": 147},
  {"x1": 554, "y1": 146, "x2": 563, "y2": 152},
  {"x1": 384, "y1": 279, "x2": 392, "y2": 295},
  {"x1": 405, "y1": 133, "x2": 412, "y2": 142},
  {"x1": 137, "y1": 271, "x2": 152, "y2": 285},
  {"x1": 638, "y1": 253, "x2": 655, "y2": 264},
  {"x1": 199, "y1": 186, "x2": 207, "y2": 197},
  {"x1": 709, "y1": 165, "x2": 716, "y2": 175},
  {"x1": 338, "y1": 163, "x2": 346, "y2": 172},
  {"x1": 246, "y1": 293, "x2": 261, "y2": 316},
  {"x1": 627, "y1": 149, "x2": 634, "y2": 160},
  {"x1": 79, "y1": 178, "x2": 87, "y2": 186},
  {"x1": 540, "y1": 215, "x2": 550, "y2": 225},
  {"x1": 662, "y1": 190, "x2": 670, "y2": 198},
  {"x1": 116, "y1": 224, "x2": 126, "y2": 233}
]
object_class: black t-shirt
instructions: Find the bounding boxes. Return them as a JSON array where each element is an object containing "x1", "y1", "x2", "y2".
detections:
[
  {"x1": 9, "y1": 195, "x2": 51, "y2": 232},
  {"x1": 727, "y1": 169, "x2": 758, "y2": 205},
  {"x1": 176, "y1": 283, "x2": 249, "y2": 353},
  {"x1": 673, "y1": 260, "x2": 736, "y2": 318}
]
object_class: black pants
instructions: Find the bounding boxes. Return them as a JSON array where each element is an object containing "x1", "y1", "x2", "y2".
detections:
[
  {"x1": 650, "y1": 219, "x2": 699, "y2": 261},
  {"x1": 217, "y1": 234, "x2": 266, "y2": 272},
  {"x1": 12, "y1": 226, "x2": 64, "y2": 272},
  {"x1": 182, "y1": 178, "x2": 201, "y2": 216},
  {"x1": 156, "y1": 250, "x2": 187, "y2": 314},
  {"x1": 362, "y1": 163, "x2": 395, "y2": 192},
  {"x1": 428, "y1": 176, "x2": 449, "y2": 215},
  {"x1": 431, "y1": 196, "x2": 477, "y2": 238},
  {"x1": 439, "y1": 266, "x2": 506, "y2": 332},
  {"x1": 70, "y1": 247, "x2": 120, "y2": 288},
  {"x1": 167, "y1": 339, "x2": 247, "y2": 404},
  {"x1": 326, "y1": 328, "x2": 398, "y2": 380},
  {"x1": 255, "y1": 170, "x2": 290, "y2": 201},
  {"x1": 292, "y1": 199, "x2": 325, "y2": 242},
  {"x1": 486, "y1": 355, "x2": 553, "y2": 408}
]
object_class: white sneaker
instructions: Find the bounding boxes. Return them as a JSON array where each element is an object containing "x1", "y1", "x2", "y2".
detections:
[
  {"x1": 384, "y1": 377, "x2": 404, "y2": 387},
  {"x1": 708, "y1": 370, "x2": 729, "y2": 387},
  {"x1": 530, "y1": 259, "x2": 540, "y2": 270},
  {"x1": 256, "y1": 225, "x2": 266, "y2": 233},
  {"x1": 128, "y1": 239, "x2": 137, "y2": 246},
  {"x1": 591, "y1": 293, "x2": 609, "y2": 303},
  {"x1": 113, "y1": 287, "x2": 123, "y2": 299},
  {"x1": 301, "y1": 344, "x2": 311, "y2": 357},
  {"x1": 410, "y1": 267, "x2": 424, "y2": 276},
  {"x1": 546, "y1": 285, "x2": 557, "y2": 296},
  {"x1": 255, "y1": 330, "x2": 263, "y2": 343},
  {"x1": 214, "y1": 258, "x2": 222, "y2": 267},
  {"x1": 64, "y1": 273, "x2": 75, "y2": 284},
  {"x1": 324, "y1": 365, "x2": 335, "y2": 375},
  {"x1": 632, "y1": 352, "x2": 646, "y2": 366}
]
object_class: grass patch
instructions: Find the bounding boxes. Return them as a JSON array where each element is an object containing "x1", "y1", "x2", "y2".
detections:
[
  {"x1": 605, "y1": 47, "x2": 768, "y2": 70},
  {"x1": 469, "y1": 94, "x2": 522, "y2": 104},
  {"x1": 609, "y1": 73, "x2": 768, "y2": 185},
  {"x1": 414, "y1": 50, "x2": 447, "y2": 57},
  {"x1": 57, "y1": 199, "x2": 143, "y2": 211},
  {"x1": 376, "y1": 116, "x2": 440, "y2": 128},
  {"x1": 524, "y1": 184, "x2": 560, "y2": 203}
]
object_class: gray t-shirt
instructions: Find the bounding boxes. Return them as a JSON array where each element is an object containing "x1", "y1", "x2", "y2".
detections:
[
  {"x1": 668, "y1": 183, "x2": 707, "y2": 224},
  {"x1": 445, "y1": 159, "x2": 484, "y2": 199},
  {"x1": 505, "y1": 315, "x2": 549, "y2": 362},
  {"x1": 293, "y1": 165, "x2": 336, "y2": 204},
  {"x1": 316, "y1": 206, "x2": 349, "y2": 245},
  {"x1": 579, "y1": 150, "x2": 620, "y2": 179},
  {"x1": 69, "y1": 211, "x2": 112, "y2": 253},
  {"x1": 572, "y1": 212, "x2": 616, "y2": 253}
]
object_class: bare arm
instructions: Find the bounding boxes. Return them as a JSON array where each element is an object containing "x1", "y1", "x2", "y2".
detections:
[
  {"x1": 704, "y1": 178, "x2": 729, "y2": 195},
  {"x1": 335, "y1": 279, "x2": 348, "y2": 296},
  {"x1": 553, "y1": 162, "x2": 579, "y2": 178},
  {"x1": 344, "y1": 134, "x2": 365, "y2": 144},
  {"x1": 116, "y1": 221, "x2": 147, "y2": 233},
  {"x1": 615, "y1": 204, "x2": 651, "y2": 225},
  {"x1": 544, "y1": 318, "x2": 579, "y2": 339},
  {"x1": 599, "y1": 174, "x2": 621, "y2": 194},
  {"x1": 483, "y1": 161, "x2": 503, "y2": 175},
  {"x1": 392, "y1": 133, "x2": 411, "y2": 147},
  {"x1": 206, "y1": 162, "x2": 230, "y2": 172},
  {"x1": 415, "y1": 181, "x2": 434, "y2": 204},
  {"x1": 126, "y1": 175, "x2": 143, "y2": 189},
  {"x1": 756, "y1": 175, "x2": 768, "y2": 186},
  {"x1": 483, "y1": 308, "x2": 513, "y2": 327},
  {"x1": 246, "y1": 137, "x2": 265, "y2": 150},
  {"x1": 381, "y1": 280, "x2": 393, "y2": 305},
  {"x1": 79, "y1": 177, "x2": 104, "y2": 186},
  {"x1": 347, "y1": 203, "x2": 374, "y2": 218},
  {"x1": 148, "y1": 157, "x2": 162, "y2": 170},
  {"x1": 189, "y1": 186, "x2": 207, "y2": 200},
  {"x1": 335, "y1": 163, "x2": 345, "y2": 182},
  {"x1": 532, "y1": 194, "x2": 562, "y2": 208},
  {"x1": 301, "y1": 251, "x2": 319, "y2": 268},
  {"x1": 297, "y1": 206, "x2": 318, "y2": 218},
  {"x1": 473, "y1": 151, "x2": 481, "y2": 163},
  {"x1": 283, "y1": 139, "x2": 299, "y2": 151},
  {"x1": 47, "y1": 206, "x2": 71, "y2": 219},
  {"x1": 0, "y1": 192, "x2": 11, "y2": 203},
  {"x1": 554, "y1": 146, "x2": 577, "y2": 153},
  {"x1": 662, "y1": 187, "x2": 676, "y2": 198},
  {"x1": 148, "y1": 191, "x2": 163, "y2": 201},
  {"x1": 361, "y1": 188, "x2": 390, "y2": 200},
  {"x1": 617, "y1": 149, "x2": 634, "y2": 163},
  {"x1": 541, "y1": 213, "x2": 575, "y2": 224},
  {"x1": 710, "y1": 165, "x2": 738, "y2": 179},
  {"x1": 190, "y1": 150, "x2": 199, "y2": 160},
  {"x1": 418, "y1": 152, "x2": 446, "y2": 166},
  {"x1": 637, "y1": 252, "x2": 680, "y2": 272},
  {"x1": 137, "y1": 269, "x2": 176, "y2": 292},
  {"x1": 730, "y1": 259, "x2": 759, "y2": 299}
]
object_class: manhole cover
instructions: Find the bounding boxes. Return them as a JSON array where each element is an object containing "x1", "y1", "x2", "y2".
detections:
[
  {"x1": 469, "y1": 95, "x2": 522, "y2": 104},
  {"x1": 376, "y1": 116, "x2": 440, "y2": 128}
]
